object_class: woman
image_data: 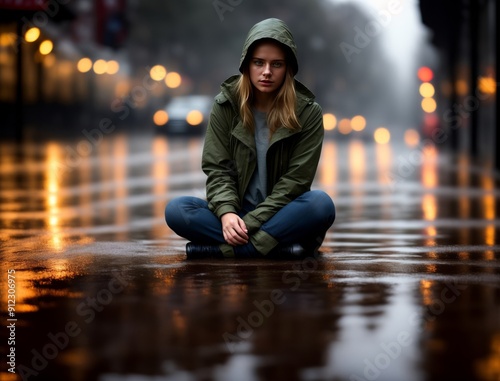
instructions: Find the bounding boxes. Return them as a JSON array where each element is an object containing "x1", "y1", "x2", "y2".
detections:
[{"x1": 165, "y1": 18, "x2": 335, "y2": 259}]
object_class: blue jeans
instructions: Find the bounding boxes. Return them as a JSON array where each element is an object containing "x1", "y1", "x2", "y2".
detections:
[{"x1": 165, "y1": 190, "x2": 335, "y2": 255}]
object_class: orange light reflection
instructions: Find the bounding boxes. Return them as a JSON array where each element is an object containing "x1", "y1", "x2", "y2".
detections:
[
  {"x1": 2, "y1": 270, "x2": 38, "y2": 313},
  {"x1": 46, "y1": 143, "x2": 64, "y2": 252},
  {"x1": 423, "y1": 194, "x2": 437, "y2": 221},
  {"x1": 113, "y1": 135, "x2": 128, "y2": 240},
  {"x1": 481, "y1": 173, "x2": 496, "y2": 248},
  {"x1": 349, "y1": 140, "x2": 366, "y2": 216},
  {"x1": 422, "y1": 144, "x2": 438, "y2": 244},
  {"x1": 422, "y1": 145, "x2": 438, "y2": 188},
  {"x1": 221, "y1": 284, "x2": 249, "y2": 307},
  {"x1": 172, "y1": 309, "x2": 187, "y2": 333},
  {"x1": 349, "y1": 140, "x2": 366, "y2": 187},
  {"x1": 484, "y1": 250, "x2": 495, "y2": 261},
  {"x1": 475, "y1": 333, "x2": 500, "y2": 381},
  {"x1": 152, "y1": 137, "x2": 169, "y2": 239},
  {"x1": 404, "y1": 129, "x2": 420, "y2": 147},
  {"x1": 457, "y1": 154, "x2": 471, "y2": 244},
  {"x1": 482, "y1": 174, "x2": 495, "y2": 221},
  {"x1": 486, "y1": 225, "x2": 495, "y2": 247},
  {"x1": 426, "y1": 264, "x2": 437, "y2": 273},
  {"x1": 420, "y1": 279, "x2": 433, "y2": 306},
  {"x1": 375, "y1": 142, "x2": 392, "y2": 185},
  {"x1": 320, "y1": 140, "x2": 337, "y2": 198},
  {"x1": 458, "y1": 252, "x2": 469, "y2": 260}
]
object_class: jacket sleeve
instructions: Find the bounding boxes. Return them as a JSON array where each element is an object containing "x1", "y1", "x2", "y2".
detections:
[
  {"x1": 202, "y1": 101, "x2": 241, "y2": 218},
  {"x1": 242, "y1": 102, "x2": 324, "y2": 233}
]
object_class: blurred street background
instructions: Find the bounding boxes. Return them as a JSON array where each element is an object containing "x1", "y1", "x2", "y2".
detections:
[{"x1": 1, "y1": 0, "x2": 500, "y2": 381}]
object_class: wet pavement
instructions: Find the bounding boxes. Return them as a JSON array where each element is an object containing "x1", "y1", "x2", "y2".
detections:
[{"x1": 1, "y1": 131, "x2": 500, "y2": 381}]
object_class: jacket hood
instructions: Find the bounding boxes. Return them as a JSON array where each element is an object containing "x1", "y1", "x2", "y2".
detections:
[{"x1": 239, "y1": 18, "x2": 298, "y2": 75}]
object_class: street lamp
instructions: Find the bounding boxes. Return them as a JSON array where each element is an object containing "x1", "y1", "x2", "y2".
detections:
[
  {"x1": 351, "y1": 115, "x2": 366, "y2": 132},
  {"x1": 322, "y1": 113, "x2": 337, "y2": 131},
  {"x1": 25, "y1": 27, "x2": 40, "y2": 43},
  {"x1": 150, "y1": 65, "x2": 166, "y2": 81},
  {"x1": 39, "y1": 40, "x2": 53, "y2": 55},
  {"x1": 106, "y1": 60, "x2": 120, "y2": 75},
  {"x1": 93, "y1": 59, "x2": 107, "y2": 75},
  {"x1": 165, "y1": 72, "x2": 181, "y2": 88},
  {"x1": 374, "y1": 127, "x2": 391, "y2": 144},
  {"x1": 77, "y1": 58, "x2": 93, "y2": 73}
]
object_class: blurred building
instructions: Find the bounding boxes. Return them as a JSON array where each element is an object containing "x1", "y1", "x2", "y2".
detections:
[
  {"x1": 0, "y1": 0, "x2": 129, "y2": 138},
  {"x1": 419, "y1": 0, "x2": 499, "y2": 169}
]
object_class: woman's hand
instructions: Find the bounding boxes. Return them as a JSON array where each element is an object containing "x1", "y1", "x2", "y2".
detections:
[{"x1": 221, "y1": 213, "x2": 249, "y2": 246}]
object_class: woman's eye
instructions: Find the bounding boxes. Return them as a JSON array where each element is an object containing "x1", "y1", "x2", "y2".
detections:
[
  {"x1": 254, "y1": 60, "x2": 263, "y2": 66},
  {"x1": 272, "y1": 62, "x2": 282, "y2": 68}
]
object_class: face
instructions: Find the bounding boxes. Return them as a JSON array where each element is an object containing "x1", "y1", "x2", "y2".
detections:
[{"x1": 248, "y1": 41, "x2": 287, "y2": 95}]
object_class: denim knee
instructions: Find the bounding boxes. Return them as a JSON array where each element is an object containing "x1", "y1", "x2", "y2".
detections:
[
  {"x1": 164, "y1": 196, "x2": 189, "y2": 231},
  {"x1": 308, "y1": 190, "x2": 336, "y2": 227}
]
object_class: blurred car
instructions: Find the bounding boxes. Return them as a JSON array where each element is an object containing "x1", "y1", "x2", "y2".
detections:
[{"x1": 157, "y1": 95, "x2": 213, "y2": 135}]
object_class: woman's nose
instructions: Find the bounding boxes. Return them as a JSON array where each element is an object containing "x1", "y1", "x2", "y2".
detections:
[{"x1": 263, "y1": 64, "x2": 272, "y2": 76}]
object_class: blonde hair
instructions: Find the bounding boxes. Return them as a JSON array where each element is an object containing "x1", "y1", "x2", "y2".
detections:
[{"x1": 236, "y1": 65, "x2": 300, "y2": 134}]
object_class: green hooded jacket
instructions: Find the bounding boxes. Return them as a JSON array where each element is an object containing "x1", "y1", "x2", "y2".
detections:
[{"x1": 201, "y1": 18, "x2": 324, "y2": 255}]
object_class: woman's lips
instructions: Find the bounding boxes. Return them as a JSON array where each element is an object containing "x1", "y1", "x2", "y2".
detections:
[{"x1": 259, "y1": 80, "x2": 273, "y2": 86}]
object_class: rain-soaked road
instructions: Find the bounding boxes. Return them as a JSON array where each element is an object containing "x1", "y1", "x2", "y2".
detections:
[{"x1": 1, "y1": 131, "x2": 500, "y2": 381}]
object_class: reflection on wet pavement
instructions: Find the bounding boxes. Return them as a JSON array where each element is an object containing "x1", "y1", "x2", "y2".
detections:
[{"x1": 1, "y1": 133, "x2": 499, "y2": 381}]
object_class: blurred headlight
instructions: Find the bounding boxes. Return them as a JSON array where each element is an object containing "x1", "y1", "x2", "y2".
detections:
[
  {"x1": 186, "y1": 110, "x2": 203, "y2": 126},
  {"x1": 25, "y1": 27, "x2": 40, "y2": 43},
  {"x1": 154, "y1": 110, "x2": 169, "y2": 126},
  {"x1": 323, "y1": 113, "x2": 337, "y2": 131},
  {"x1": 338, "y1": 118, "x2": 352, "y2": 135},
  {"x1": 374, "y1": 127, "x2": 390, "y2": 144},
  {"x1": 77, "y1": 58, "x2": 93, "y2": 73},
  {"x1": 351, "y1": 115, "x2": 366, "y2": 131},
  {"x1": 39, "y1": 40, "x2": 53, "y2": 55}
]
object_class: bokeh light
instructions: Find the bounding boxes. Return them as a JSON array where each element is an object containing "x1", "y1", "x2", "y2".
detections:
[
  {"x1": 404, "y1": 129, "x2": 420, "y2": 147},
  {"x1": 186, "y1": 110, "x2": 203, "y2": 126},
  {"x1": 323, "y1": 113, "x2": 337, "y2": 131},
  {"x1": 153, "y1": 110, "x2": 169, "y2": 126},
  {"x1": 418, "y1": 66, "x2": 433, "y2": 82},
  {"x1": 39, "y1": 40, "x2": 53, "y2": 55},
  {"x1": 106, "y1": 60, "x2": 120, "y2": 75},
  {"x1": 25, "y1": 27, "x2": 40, "y2": 43},
  {"x1": 0, "y1": 33, "x2": 15, "y2": 47},
  {"x1": 338, "y1": 118, "x2": 352, "y2": 135},
  {"x1": 93, "y1": 59, "x2": 108, "y2": 75},
  {"x1": 165, "y1": 72, "x2": 182, "y2": 88},
  {"x1": 421, "y1": 98, "x2": 437, "y2": 113},
  {"x1": 115, "y1": 80, "x2": 131, "y2": 98},
  {"x1": 351, "y1": 115, "x2": 366, "y2": 131},
  {"x1": 77, "y1": 58, "x2": 92, "y2": 73},
  {"x1": 419, "y1": 82, "x2": 435, "y2": 98},
  {"x1": 150, "y1": 65, "x2": 167, "y2": 81},
  {"x1": 374, "y1": 127, "x2": 391, "y2": 144},
  {"x1": 455, "y1": 79, "x2": 468, "y2": 96},
  {"x1": 478, "y1": 76, "x2": 496, "y2": 95}
]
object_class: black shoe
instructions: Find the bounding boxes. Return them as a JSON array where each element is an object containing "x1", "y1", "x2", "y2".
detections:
[
  {"x1": 270, "y1": 244, "x2": 305, "y2": 259},
  {"x1": 185, "y1": 243, "x2": 223, "y2": 259}
]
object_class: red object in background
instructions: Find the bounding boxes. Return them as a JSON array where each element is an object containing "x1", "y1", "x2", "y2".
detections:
[
  {"x1": 95, "y1": 0, "x2": 127, "y2": 49},
  {"x1": 422, "y1": 113, "x2": 440, "y2": 137},
  {"x1": 418, "y1": 66, "x2": 434, "y2": 82},
  {"x1": 0, "y1": 0, "x2": 47, "y2": 10}
]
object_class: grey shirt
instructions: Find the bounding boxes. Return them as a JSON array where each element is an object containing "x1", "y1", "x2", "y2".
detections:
[{"x1": 243, "y1": 110, "x2": 270, "y2": 208}]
